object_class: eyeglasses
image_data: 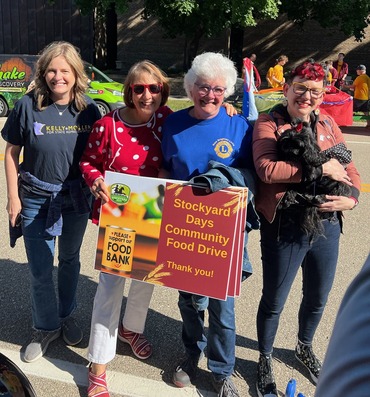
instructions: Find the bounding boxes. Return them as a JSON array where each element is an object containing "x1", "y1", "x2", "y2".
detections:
[
  {"x1": 194, "y1": 83, "x2": 226, "y2": 97},
  {"x1": 292, "y1": 82, "x2": 325, "y2": 99},
  {"x1": 130, "y1": 84, "x2": 162, "y2": 95}
]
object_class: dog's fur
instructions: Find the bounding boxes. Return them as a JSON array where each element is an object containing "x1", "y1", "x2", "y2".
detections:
[{"x1": 277, "y1": 120, "x2": 351, "y2": 237}]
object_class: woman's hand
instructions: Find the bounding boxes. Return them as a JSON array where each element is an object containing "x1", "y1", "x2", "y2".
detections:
[
  {"x1": 318, "y1": 195, "x2": 357, "y2": 212},
  {"x1": 4, "y1": 142, "x2": 22, "y2": 226},
  {"x1": 91, "y1": 178, "x2": 109, "y2": 204},
  {"x1": 222, "y1": 102, "x2": 238, "y2": 116},
  {"x1": 158, "y1": 168, "x2": 170, "y2": 179},
  {"x1": 7, "y1": 197, "x2": 22, "y2": 227},
  {"x1": 322, "y1": 158, "x2": 353, "y2": 186}
]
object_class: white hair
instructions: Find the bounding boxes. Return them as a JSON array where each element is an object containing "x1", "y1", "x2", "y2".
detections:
[{"x1": 184, "y1": 52, "x2": 237, "y2": 100}]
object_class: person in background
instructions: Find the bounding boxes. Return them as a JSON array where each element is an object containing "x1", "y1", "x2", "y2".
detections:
[
  {"x1": 332, "y1": 52, "x2": 348, "y2": 89},
  {"x1": 162, "y1": 52, "x2": 254, "y2": 397},
  {"x1": 252, "y1": 61, "x2": 361, "y2": 397},
  {"x1": 314, "y1": 255, "x2": 370, "y2": 397},
  {"x1": 325, "y1": 60, "x2": 338, "y2": 87},
  {"x1": 266, "y1": 55, "x2": 288, "y2": 88},
  {"x1": 242, "y1": 54, "x2": 260, "y2": 121},
  {"x1": 1, "y1": 41, "x2": 101, "y2": 363},
  {"x1": 343, "y1": 64, "x2": 370, "y2": 129},
  {"x1": 242, "y1": 53, "x2": 261, "y2": 89}
]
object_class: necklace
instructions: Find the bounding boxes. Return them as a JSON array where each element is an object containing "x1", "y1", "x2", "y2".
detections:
[{"x1": 53, "y1": 102, "x2": 70, "y2": 116}]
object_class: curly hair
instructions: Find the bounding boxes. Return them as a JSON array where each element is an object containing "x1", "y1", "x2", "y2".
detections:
[
  {"x1": 123, "y1": 60, "x2": 170, "y2": 108},
  {"x1": 34, "y1": 41, "x2": 88, "y2": 111},
  {"x1": 287, "y1": 61, "x2": 325, "y2": 83},
  {"x1": 184, "y1": 52, "x2": 237, "y2": 100}
]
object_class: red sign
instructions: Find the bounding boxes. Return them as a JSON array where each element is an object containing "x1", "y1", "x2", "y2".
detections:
[{"x1": 95, "y1": 172, "x2": 247, "y2": 300}]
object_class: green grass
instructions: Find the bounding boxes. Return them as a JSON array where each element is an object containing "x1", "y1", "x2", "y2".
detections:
[{"x1": 167, "y1": 98, "x2": 193, "y2": 111}]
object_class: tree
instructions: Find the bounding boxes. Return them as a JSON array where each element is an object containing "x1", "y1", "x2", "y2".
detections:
[
  {"x1": 280, "y1": 0, "x2": 370, "y2": 41},
  {"x1": 73, "y1": 0, "x2": 370, "y2": 70},
  {"x1": 74, "y1": 1, "x2": 130, "y2": 68},
  {"x1": 143, "y1": 0, "x2": 280, "y2": 70}
]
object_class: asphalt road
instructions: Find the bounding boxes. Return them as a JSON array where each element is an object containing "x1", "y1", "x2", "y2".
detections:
[{"x1": 0, "y1": 117, "x2": 369, "y2": 397}]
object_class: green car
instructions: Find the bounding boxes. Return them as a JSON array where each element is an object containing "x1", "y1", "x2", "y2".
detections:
[
  {"x1": 84, "y1": 62, "x2": 124, "y2": 116},
  {"x1": 0, "y1": 54, "x2": 124, "y2": 117}
]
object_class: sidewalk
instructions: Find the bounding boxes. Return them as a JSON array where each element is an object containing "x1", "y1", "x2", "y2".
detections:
[{"x1": 0, "y1": 118, "x2": 369, "y2": 397}]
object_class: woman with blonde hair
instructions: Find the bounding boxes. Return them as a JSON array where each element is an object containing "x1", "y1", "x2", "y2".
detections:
[{"x1": 1, "y1": 41, "x2": 101, "y2": 363}]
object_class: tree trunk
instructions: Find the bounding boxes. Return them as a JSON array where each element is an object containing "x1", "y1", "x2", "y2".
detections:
[
  {"x1": 94, "y1": 6, "x2": 107, "y2": 68},
  {"x1": 230, "y1": 25, "x2": 244, "y2": 75},
  {"x1": 183, "y1": 27, "x2": 204, "y2": 71},
  {"x1": 105, "y1": 2, "x2": 117, "y2": 69}
]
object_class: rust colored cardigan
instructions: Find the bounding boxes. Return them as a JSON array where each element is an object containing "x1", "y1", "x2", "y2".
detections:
[{"x1": 252, "y1": 107, "x2": 361, "y2": 223}]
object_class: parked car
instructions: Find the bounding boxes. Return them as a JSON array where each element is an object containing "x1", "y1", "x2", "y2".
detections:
[
  {"x1": 0, "y1": 352, "x2": 37, "y2": 396},
  {"x1": 0, "y1": 54, "x2": 124, "y2": 117}
]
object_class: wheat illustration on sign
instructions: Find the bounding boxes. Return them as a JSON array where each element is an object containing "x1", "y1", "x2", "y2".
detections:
[
  {"x1": 165, "y1": 183, "x2": 185, "y2": 196},
  {"x1": 143, "y1": 264, "x2": 171, "y2": 285},
  {"x1": 222, "y1": 188, "x2": 247, "y2": 214}
]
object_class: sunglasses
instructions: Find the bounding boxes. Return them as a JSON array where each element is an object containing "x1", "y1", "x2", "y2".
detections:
[{"x1": 130, "y1": 84, "x2": 162, "y2": 95}]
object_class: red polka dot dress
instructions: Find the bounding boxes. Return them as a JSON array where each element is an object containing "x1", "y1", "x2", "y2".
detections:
[{"x1": 80, "y1": 106, "x2": 172, "y2": 222}]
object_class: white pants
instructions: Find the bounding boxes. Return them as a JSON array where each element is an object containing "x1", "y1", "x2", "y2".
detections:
[{"x1": 87, "y1": 272, "x2": 154, "y2": 364}]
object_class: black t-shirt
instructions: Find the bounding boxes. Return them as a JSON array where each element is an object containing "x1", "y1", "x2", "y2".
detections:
[{"x1": 1, "y1": 94, "x2": 101, "y2": 184}]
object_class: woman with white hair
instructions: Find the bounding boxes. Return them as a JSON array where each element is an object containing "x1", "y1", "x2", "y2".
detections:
[{"x1": 162, "y1": 52, "x2": 254, "y2": 397}]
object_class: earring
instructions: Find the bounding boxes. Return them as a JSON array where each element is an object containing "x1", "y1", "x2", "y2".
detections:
[
  {"x1": 314, "y1": 108, "x2": 320, "y2": 115},
  {"x1": 282, "y1": 97, "x2": 288, "y2": 107}
]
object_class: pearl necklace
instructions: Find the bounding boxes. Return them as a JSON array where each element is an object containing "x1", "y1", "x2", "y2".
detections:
[{"x1": 53, "y1": 102, "x2": 70, "y2": 116}]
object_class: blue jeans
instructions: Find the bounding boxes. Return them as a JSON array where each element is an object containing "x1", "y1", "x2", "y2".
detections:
[
  {"x1": 257, "y1": 211, "x2": 341, "y2": 355},
  {"x1": 178, "y1": 291, "x2": 235, "y2": 380},
  {"x1": 20, "y1": 189, "x2": 91, "y2": 331}
]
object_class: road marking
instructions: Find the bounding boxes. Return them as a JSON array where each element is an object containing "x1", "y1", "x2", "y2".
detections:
[
  {"x1": 1, "y1": 348, "x2": 214, "y2": 397},
  {"x1": 362, "y1": 183, "x2": 370, "y2": 192},
  {"x1": 346, "y1": 140, "x2": 370, "y2": 144}
]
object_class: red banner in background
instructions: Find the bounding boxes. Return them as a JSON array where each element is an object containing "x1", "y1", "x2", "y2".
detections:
[{"x1": 320, "y1": 90, "x2": 353, "y2": 126}]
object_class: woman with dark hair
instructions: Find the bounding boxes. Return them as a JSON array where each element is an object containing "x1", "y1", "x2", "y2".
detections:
[
  {"x1": 1, "y1": 41, "x2": 101, "y2": 363},
  {"x1": 332, "y1": 52, "x2": 349, "y2": 89},
  {"x1": 253, "y1": 61, "x2": 361, "y2": 397}
]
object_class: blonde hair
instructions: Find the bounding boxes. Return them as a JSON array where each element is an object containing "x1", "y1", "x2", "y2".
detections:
[
  {"x1": 34, "y1": 41, "x2": 88, "y2": 111},
  {"x1": 277, "y1": 55, "x2": 288, "y2": 63},
  {"x1": 123, "y1": 60, "x2": 170, "y2": 108}
]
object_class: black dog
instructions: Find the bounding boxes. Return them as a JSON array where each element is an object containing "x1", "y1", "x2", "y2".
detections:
[{"x1": 277, "y1": 119, "x2": 352, "y2": 237}]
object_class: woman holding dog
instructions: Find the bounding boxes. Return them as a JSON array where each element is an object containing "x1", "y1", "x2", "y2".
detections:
[{"x1": 252, "y1": 61, "x2": 361, "y2": 397}]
